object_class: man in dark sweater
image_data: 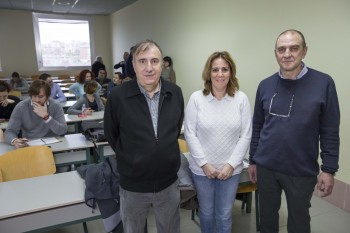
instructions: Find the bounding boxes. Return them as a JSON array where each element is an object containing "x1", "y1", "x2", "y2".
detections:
[
  {"x1": 0, "y1": 80, "x2": 20, "y2": 120},
  {"x1": 104, "y1": 39, "x2": 184, "y2": 233},
  {"x1": 248, "y1": 29, "x2": 340, "y2": 233}
]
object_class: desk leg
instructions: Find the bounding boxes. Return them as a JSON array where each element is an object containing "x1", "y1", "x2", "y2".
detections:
[
  {"x1": 77, "y1": 122, "x2": 82, "y2": 133},
  {"x1": 83, "y1": 222, "x2": 88, "y2": 233},
  {"x1": 98, "y1": 145, "x2": 105, "y2": 162},
  {"x1": 86, "y1": 149, "x2": 91, "y2": 164}
]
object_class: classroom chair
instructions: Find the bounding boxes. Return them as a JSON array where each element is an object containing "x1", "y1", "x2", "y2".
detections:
[
  {"x1": 9, "y1": 90, "x2": 21, "y2": 97},
  {"x1": 236, "y1": 182, "x2": 260, "y2": 231},
  {"x1": 31, "y1": 75, "x2": 40, "y2": 80},
  {"x1": 58, "y1": 74, "x2": 71, "y2": 80},
  {"x1": 0, "y1": 145, "x2": 56, "y2": 182}
]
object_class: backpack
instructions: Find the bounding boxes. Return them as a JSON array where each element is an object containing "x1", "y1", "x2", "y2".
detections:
[{"x1": 81, "y1": 120, "x2": 106, "y2": 142}]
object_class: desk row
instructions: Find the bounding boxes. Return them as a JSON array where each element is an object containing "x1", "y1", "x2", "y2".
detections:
[
  {"x1": 0, "y1": 133, "x2": 114, "y2": 166},
  {"x1": 0, "y1": 110, "x2": 104, "y2": 131}
]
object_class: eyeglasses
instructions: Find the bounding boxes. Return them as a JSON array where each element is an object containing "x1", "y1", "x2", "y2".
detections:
[{"x1": 269, "y1": 93, "x2": 294, "y2": 118}]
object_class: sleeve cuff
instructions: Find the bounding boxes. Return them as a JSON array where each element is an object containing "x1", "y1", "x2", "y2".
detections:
[{"x1": 44, "y1": 116, "x2": 52, "y2": 123}]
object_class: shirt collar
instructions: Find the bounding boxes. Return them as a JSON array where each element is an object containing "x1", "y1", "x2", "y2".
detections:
[
  {"x1": 278, "y1": 62, "x2": 308, "y2": 80},
  {"x1": 137, "y1": 79, "x2": 162, "y2": 98},
  {"x1": 206, "y1": 91, "x2": 231, "y2": 102}
]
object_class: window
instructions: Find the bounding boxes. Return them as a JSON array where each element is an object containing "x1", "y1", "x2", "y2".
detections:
[{"x1": 33, "y1": 13, "x2": 95, "y2": 71}]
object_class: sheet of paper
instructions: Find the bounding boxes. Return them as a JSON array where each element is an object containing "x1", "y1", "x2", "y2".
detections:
[
  {"x1": 27, "y1": 139, "x2": 45, "y2": 146},
  {"x1": 41, "y1": 137, "x2": 60, "y2": 144},
  {"x1": 27, "y1": 137, "x2": 60, "y2": 146}
]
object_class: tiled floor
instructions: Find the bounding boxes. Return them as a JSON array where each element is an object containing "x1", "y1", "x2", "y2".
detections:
[{"x1": 46, "y1": 193, "x2": 350, "y2": 233}]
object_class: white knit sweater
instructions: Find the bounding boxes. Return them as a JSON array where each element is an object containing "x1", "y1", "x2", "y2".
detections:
[{"x1": 184, "y1": 90, "x2": 252, "y2": 176}]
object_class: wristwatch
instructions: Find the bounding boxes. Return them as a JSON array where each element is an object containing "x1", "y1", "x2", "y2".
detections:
[{"x1": 43, "y1": 114, "x2": 50, "y2": 121}]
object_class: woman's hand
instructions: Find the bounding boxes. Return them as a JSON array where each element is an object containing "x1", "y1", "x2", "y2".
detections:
[
  {"x1": 202, "y1": 163, "x2": 219, "y2": 179},
  {"x1": 217, "y1": 163, "x2": 234, "y2": 180}
]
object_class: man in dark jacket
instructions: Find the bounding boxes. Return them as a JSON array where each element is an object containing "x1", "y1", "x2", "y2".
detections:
[{"x1": 104, "y1": 39, "x2": 184, "y2": 233}]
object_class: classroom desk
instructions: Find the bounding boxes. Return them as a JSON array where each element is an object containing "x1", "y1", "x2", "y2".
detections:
[
  {"x1": 0, "y1": 142, "x2": 14, "y2": 155},
  {"x1": 0, "y1": 134, "x2": 95, "y2": 165},
  {"x1": 58, "y1": 82, "x2": 68, "y2": 87},
  {"x1": 94, "y1": 141, "x2": 115, "y2": 162},
  {"x1": 61, "y1": 100, "x2": 77, "y2": 113},
  {"x1": 65, "y1": 111, "x2": 104, "y2": 133},
  {"x1": 50, "y1": 133, "x2": 95, "y2": 164},
  {"x1": 0, "y1": 171, "x2": 101, "y2": 233},
  {"x1": 61, "y1": 87, "x2": 70, "y2": 92},
  {"x1": 64, "y1": 93, "x2": 76, "y2": 100}
]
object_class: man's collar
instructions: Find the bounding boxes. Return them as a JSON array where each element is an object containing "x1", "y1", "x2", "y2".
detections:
[
  {"x1": 137, "y1": 79, "x2": 161, "y2": 98},
  {"x1": 278, "y1": 62, "x2": 308, "y2": 80}
]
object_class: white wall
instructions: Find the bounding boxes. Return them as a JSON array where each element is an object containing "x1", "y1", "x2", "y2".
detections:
[{"x1": 110, "y1": 0, "x2": 350, "y2": 183}]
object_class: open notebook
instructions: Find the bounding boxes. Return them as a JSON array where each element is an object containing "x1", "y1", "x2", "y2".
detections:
[{"x1": 27, "y1": 137, "x2": 60, "y2": 146}]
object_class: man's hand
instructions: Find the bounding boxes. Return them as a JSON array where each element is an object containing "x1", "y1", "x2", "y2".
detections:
[
  {"x1": 217, "y1": 163, "x2": 234, "y2": 180},
  {"x1": 12, "y1": 138, "x2": 29, "y2": 148},
  {"x1": 32, "y1": 102, "x2": 48, "y2": 118},
  {"x1": 317, "y1": 172, "x2": 334, "y2": 197},
  {"x1": 0, "y1": 98, "x2": 15, "y2": 107},
  {"x1": 248, "y1": 164, "x2": 257, "y2": 183},
  {"x1": 202, "y1": 163, "x2": 219, "y2": 179}
]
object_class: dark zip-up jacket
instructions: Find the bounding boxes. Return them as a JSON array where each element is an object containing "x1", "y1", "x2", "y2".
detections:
[{"x1": 104, "y1": 77, "x2": 184, "y2": 192}]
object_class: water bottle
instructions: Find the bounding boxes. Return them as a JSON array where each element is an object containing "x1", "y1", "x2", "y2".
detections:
[{"x1": 82, "y1": 104, "x2": 87, "y2": 117}]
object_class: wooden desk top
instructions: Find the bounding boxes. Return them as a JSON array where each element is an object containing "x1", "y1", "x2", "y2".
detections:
[{"x1": 0, "y1": 171, "x2": 85, "y2": 219}]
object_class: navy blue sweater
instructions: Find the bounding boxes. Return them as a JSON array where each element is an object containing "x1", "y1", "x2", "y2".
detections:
[{"x1": 249, "y1": 68, "x2": 340, "y2": 176}]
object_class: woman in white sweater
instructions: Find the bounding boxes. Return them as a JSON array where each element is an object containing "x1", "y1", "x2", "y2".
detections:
[{"x1": 184, "y1": 51, "x2": 252, "y2": 233}]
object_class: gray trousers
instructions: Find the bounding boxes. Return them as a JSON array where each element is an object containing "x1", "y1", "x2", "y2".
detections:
[
  {"x1": 120, "y1": 180, "x2": 180, "y2": 233},
  {"x1": 257, "y1": 166, "x2": 317, "y2": 233}
]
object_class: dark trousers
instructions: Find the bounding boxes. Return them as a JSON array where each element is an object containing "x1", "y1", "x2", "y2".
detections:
[{"x1": 257, "y1": 166, "x2": 317, "y2": 233}]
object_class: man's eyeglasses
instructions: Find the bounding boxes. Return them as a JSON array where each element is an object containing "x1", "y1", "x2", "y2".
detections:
[{"x1": 269, "y1": 93, "x2": 294, "y2": 118}]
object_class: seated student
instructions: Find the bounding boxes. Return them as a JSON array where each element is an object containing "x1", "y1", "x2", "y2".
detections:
[
  {"x1": 39, "y1": 73, "x2": 67, "y2": 103},
  {"x1": 5, "y1": 80, "x2": 68, "y2": 148},
  {"x1": 96, "y1": 68, "x2": 111, "y2": 98},
  {"x1": 69, "y1": 69, "x2": 102, "y2": 99},
  {"x1": 8, "y1": 71, "x2": 29, "y2": 93},
  {"x1": 106, "y1": 72, "x2": 124, "y2": 97},
  {"x1": 0, "y1": 80, "x2": 20, "y2": 120},
  {"x1": 67, "y1": 80, "x2": 104, "y2": 115}
]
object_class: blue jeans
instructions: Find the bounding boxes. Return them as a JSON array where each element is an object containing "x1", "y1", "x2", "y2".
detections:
[{"x1": 192, "y1": 172, "x2": 240, "y2": 233}]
